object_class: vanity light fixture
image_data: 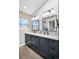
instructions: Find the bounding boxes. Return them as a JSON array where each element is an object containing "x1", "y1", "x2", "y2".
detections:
[
  {"x1": 32, "y1": 15, "x2": 39, "y2": 21},
  {"x1": 51, "y1": 10, "x2": 55, "y2": 14},
  {"x1": 43, "y1": 12, "x2": 49, "y2": 17}
]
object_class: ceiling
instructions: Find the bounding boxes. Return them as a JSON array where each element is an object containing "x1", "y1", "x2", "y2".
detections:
[{"x1": 19, "y1": 0, "x2": 48, "y2": 15}]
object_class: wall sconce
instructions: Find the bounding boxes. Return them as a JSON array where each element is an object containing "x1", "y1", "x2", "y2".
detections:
[{"x1": 32, "y1": 15, "x2": 39, "y2": 21}]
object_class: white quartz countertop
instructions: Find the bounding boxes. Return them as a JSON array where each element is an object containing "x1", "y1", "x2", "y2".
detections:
[{"x1": 25, "y1": 32, "x2": 59, "y2": 40}]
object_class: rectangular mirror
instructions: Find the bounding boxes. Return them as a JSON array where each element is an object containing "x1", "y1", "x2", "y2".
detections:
[
  {"x1": 42, "y1": 15, "x2": 58, "y2": 32},
  {"x1": 32, "y1": 20, "x2": 39, "y2": 31}
]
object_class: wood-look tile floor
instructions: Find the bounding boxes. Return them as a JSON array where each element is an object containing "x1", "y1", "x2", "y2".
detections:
[{"x1": 19, "y1": 45, "x2": 44, "y2": 59}]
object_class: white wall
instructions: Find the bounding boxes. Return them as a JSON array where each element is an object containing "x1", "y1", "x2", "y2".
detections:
[
  {"x1": 34, "y1": 0, "x2": 58, "y2": 30},
  {"x1": 19, "y1": 30, "x2": 25, "y2": 45},
  {"x1": 19, "y1": 11, "x2": 32, "y2": 45}
]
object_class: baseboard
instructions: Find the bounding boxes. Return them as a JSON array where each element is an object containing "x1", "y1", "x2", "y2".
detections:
[{"x1": 19, "y1": 43, "x2": 25, "y2": 47}]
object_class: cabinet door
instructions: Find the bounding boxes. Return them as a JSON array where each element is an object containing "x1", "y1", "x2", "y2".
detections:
[
  {"x1": 31, "y1": 35, "x2": 40, "y2": 50},
  {"x1": 39, "y1": 37, "x2": 49, "y2": 58},
  {"x1": 49, "y1": 39, "x2": 59, "y2": 59},
  {"x1": 25, "y1": 34, "x2": 31, "y2": 46},
  {"x1": 53, "y1": 40, "x2": 59, "y2": 59},
  {"x1": 25, "y1": 34, "x2": 30, "y2": 42},
  {"x1": 25, "y1": 34, "x2": 28, "y2": 43}
]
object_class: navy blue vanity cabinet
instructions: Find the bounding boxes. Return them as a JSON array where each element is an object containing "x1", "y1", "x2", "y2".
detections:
[
  {"x1": 25, "y1": 34, "x2": 32, "y2": 46},
  {"x1": 31, "y1": 35, "x2": 40, "y2": 51},
  {"x1": 25, "y1": 34, "x2": 28, "y2": 43},
  {"x1": 48, "y1": 39, "x2": 54, "y2": 59},
  {"x1": 54, "y1": 40, "x2": 59, "y2": 59},
  {"x1": 39, "y1": 37, "x2": 49, "y2": 58},
  {"x1": 49, "y1": 39, "x2": 59, "y2": 59},
  {"x1": 25, "y1": 34, "x2": 59, "y2": 59},
  {"x1": 25, "y1": 34, "x2": 29, "y2": 44}
]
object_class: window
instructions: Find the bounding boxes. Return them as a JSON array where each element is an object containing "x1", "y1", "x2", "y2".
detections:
[{"x1": 19, "y1": 18, "x2": 29, "y2": 27}]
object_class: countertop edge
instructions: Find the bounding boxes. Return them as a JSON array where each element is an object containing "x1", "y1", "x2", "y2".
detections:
[{"x1": 25, "y1": 32, "x2": 59, "y2": 40}]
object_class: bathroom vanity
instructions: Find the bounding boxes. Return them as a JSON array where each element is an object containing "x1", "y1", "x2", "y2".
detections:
[{"x1": 25, "y1": 32, "x2": 59, "y2": 59}]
